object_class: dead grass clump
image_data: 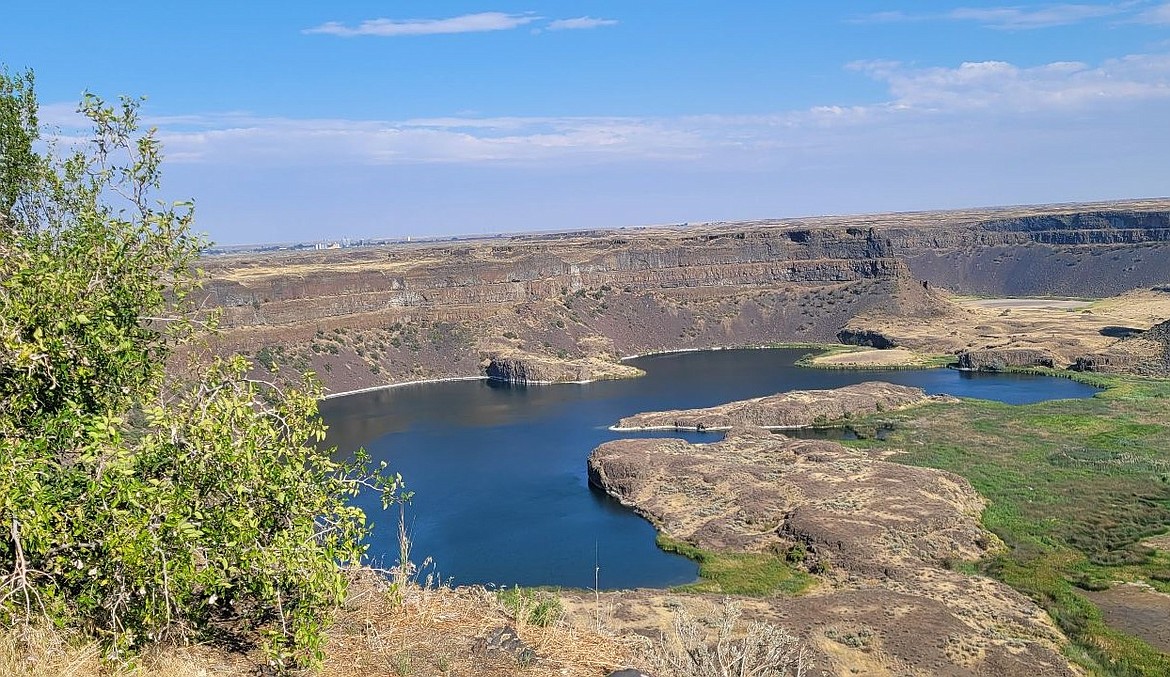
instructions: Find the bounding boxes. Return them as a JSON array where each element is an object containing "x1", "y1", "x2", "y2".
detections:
[
  {"x1": 634, "y1": 599, "x2": 813, "y2": 677},
  {"x1": 0, "y1": 624, "x2": 246, "y2": 677}
]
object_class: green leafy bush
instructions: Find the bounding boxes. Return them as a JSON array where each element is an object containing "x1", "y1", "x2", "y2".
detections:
[{"x1": 0, "y1": 68, "x2": 399, "y2": 668}]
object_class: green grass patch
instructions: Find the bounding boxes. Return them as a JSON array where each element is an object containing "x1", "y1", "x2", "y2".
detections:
[
  {"x1": 496, "y1": 587, "x2": 564, "y2": 627},
  {"x1": 656, "y1": 535, "x2": 813, "y2": 596}
]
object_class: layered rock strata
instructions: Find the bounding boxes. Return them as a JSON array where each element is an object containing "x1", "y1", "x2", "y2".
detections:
[{"x1": 194, "y1": 199, "x2": 1170, "y2": 392}]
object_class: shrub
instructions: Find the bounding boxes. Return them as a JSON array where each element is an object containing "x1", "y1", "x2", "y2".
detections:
[
  {"x1": 0, "y1": 72, "x2": 399, "y2": 668},
  {"x1": 638, "y1": 600, "x2": 812, "y2": 677}
]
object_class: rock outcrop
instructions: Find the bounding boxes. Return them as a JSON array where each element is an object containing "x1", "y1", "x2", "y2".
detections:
[
  {"x1": 483, "y1": 353, "x2": 643, "y2": 384},
  {"x1": 1076, "y1": 318, "x2": 1170, "y2": 376},
  {"x1": 586, "y1": 428, "x2": 1077, "y2": 675},
  {"x1": 589, "y1": 428, "x2": 991, "y2": 570},
  {"x1": 957, "y1": 347, "x2": 1057, "y2": 371},
  {"x1": 612, "y1": 381, "x2": 935, "y2": 431},
  {"x1": 835, "y1": 328, "x2": 897, "y2": 348}
]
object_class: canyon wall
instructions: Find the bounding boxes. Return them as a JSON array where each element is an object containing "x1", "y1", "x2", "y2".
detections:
[{"x1": 195, "y1": 199, "x2": 1170, "y2": 391}]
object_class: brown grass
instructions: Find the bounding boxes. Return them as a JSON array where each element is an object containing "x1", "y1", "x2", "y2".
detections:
[
  {"x1": 0, "y1": 624, "x2": 249, "y2": 676},
  {"x1": 321, "y1": 572, "x2": 639, "y2": 677},
  {"x1": 1, "y1": 571, "x2": 643, "y2": 677},
  {"x1": 848, "y1": 288, "x2": 1170, "y2": 364}
]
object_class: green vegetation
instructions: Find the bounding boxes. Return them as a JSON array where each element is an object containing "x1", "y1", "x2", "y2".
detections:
[
  {"x1": 496, "y1": 587, "x2": 564, "y2": 627},
  {"x1": 846, "y1": 374, "x2": 1170, "y2": 675},
  {"x1": 792, "y1": 344, "x2": 954, "y2": 370},
  {"x1": 656, "y1": 535, "x2": 813, "y2": 596},
  {"x1": 0, "y1": 69, "x2": 399, "y2": 668}
]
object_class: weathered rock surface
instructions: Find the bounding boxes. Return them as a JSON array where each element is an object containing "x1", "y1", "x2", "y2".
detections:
[
  {"x1": 957, "y1": 347, "x2": 1057, "y2": 371},
  {"x1": 1076, "y1": 317, "x2": 1170, "y2": 376},
  {"x1": 588, "y1": 428, "x2": 988, "y2": 568},
  {"x1": 612, "y1": 381, "x2": 935, "y2": 431},
  {"x1": 586, "y1": 428, "x2": 1078, "y2": 676}
]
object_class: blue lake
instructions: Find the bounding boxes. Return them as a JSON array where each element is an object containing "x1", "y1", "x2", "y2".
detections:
[{"x1": 320, "y1": 348, "x2": 1099, "y2": 590}]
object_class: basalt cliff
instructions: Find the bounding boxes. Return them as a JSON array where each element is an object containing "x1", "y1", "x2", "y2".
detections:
[{"x1": 195, "y1": 199, "x2": 1170, "y2": 391}]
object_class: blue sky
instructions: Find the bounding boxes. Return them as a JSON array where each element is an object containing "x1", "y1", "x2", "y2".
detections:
[{"x1": 4, "y1": 2, "x2": 1170, "y2": 244}]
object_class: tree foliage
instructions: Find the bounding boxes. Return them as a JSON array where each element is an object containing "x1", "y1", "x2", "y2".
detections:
[{"x1": 0, "y1": 67, "x2": 398, "y2": 668}]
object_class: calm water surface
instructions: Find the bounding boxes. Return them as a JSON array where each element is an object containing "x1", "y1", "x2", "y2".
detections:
[{"x1": 320, "y1": 349, "x2": 1098, "y2": 589}]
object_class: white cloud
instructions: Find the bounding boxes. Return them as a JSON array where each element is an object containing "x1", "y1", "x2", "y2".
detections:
[
  {"x1": 849, "y1": 53, "x2": 1170, "y2": 112},
  {"x1": 546, "y1": 16, "x2": 618, "y2": 31},
  {"x1": 303, "y1": 12, "x2": 538, "y2": 37},
  {"x1": 131, "y1": 51, "x2": 1170, "y2": 241},
  {"x1": 47, "y1": 51, "x2": 1163, "y2": 182},
  {"x1": 146, "y1": 114, "x2": 709, "y2": 166}
]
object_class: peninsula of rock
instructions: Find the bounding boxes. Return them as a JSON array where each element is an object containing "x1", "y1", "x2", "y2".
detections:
[{"x1": 611, "y1": 381, "x2": 938, "y2": 431}]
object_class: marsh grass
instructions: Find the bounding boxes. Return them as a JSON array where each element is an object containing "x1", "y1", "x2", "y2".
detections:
[
  {"x1": 844, "y1": 374, "x2": 1170, "y2": 675},
  {"x1": 656, "y1": 536, "x2": 813, "y2": 596}
]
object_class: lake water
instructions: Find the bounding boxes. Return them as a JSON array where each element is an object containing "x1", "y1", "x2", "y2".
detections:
[{"x1": 320, "y1": 348, "x2": 1098, "y2": 590}]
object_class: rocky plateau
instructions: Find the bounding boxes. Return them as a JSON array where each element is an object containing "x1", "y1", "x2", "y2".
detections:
[{"x1": 586, "y1": 423, "x2": 1077, "y2": 675}]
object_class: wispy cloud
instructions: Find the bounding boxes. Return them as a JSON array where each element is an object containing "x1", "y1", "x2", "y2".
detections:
[
  {"x1": 854, "y1": 3, "x2": 1134, "y2": 29},
  {"x1": 303, "y1": 12, "x2": 539, "y2": 37},
  {"x1": 546, "y1": 16, "x2": 618, "y2": 31},
  {"x1": 108, "y1": 51, "x2": 1170, "y2": 241},
  {"x1": 1136, "y1": 1, "x2": 1170, "y2": 22},
  {"x1": 49, "y1": 52, "x2": 1164, "y2": 174},
  {"x1": 950, "y1": 4, "x2": 1125, "y2": 29},
  {"x1": 144, "y1": 114, "x2": 709, "y2": 166}
]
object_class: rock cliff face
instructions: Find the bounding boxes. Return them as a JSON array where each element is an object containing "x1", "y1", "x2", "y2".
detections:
[
  {"x1": 202, "y1": 228, "x2": 904, "y2": 329},
  {"x1": 612, "y1": 381, "x2": 934, "y2": 431},
  {"x1": 887, "y1": 204, "x2": 1170, "y2": 296},
  {"x1": 586, "y1": 427, "x2": 1077, "y2": 675},
  {"x1": 957, "y1": 347, "x2": 1057, "y2": 371},
  {"x1": 195, "y1": 199, "x2": 1170, "y2": 391},
  {"x1": 1076, "y1": 318, "x2": 1170, "y2": 376}
]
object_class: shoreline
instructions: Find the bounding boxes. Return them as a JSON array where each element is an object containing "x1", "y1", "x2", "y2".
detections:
[
  {"x1": 322, "y1": 343, "x2": 836, "y2": 401},
  {"x1": 608, "y1": 423, "x2": 809, "y2": 433},
  {"x1": 619, "y1": 343, "x2": 822, "y2": 362},
  {"x1": 320, "y1": 343, "x2": 954, "y2": 402},
  {"x1": 322, "y1": 372, "x2": 637, "y2": 400},
  {"x1": 322, "y1": 375, "x2": 486, "y2": 400}
]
